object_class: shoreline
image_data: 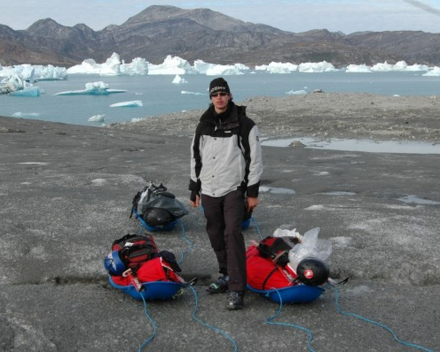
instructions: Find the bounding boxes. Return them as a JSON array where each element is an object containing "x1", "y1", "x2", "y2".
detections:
[{"x1": 110, "y1": 92, "x2": 440, "y2": 144}]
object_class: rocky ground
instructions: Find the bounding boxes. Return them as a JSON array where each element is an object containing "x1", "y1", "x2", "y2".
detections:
[
  {"x1": 1, "y1": 94, "x2": 439, "y2": 352},
  {"x1": 111, "y1": 92, "x2": 440, "y2": 144}
]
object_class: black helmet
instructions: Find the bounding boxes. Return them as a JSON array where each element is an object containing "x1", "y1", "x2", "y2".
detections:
[
  {"x1": 296, "y1": 257, "x2": 330, "y2": 286},
  {"x1": 143, "y1": 208, "x2": 173, "y2": 227}
]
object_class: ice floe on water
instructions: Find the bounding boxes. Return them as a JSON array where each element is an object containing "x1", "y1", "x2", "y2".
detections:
[
  {"x1": 261, "y1": 137, "x2": 440, "y2": 155},
  {"x1": 88, "y1": 114, "x2": 105, "y2": 122},
  {"x1": 55, "y1": 81, "x2": 126, "y2": 96},
  {"x1": 110, "y1": 100, "x2": 143, "y2": 108},
  {"x1": 181, "y1": 91, "x2": 204, "y2": 95},
  {"x1": 172, "y1": 75, "x2": 188, "y2": 84}
]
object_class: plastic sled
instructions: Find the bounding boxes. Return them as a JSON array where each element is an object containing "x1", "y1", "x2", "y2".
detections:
[
  {"x1": 134, "y1": 209, "x2": 177, "y2": 232},
  {"x1": 241, "y1": 218, "x2": 251, "y2": 230},
  {"x1": 108, "y1": 275, "x2": 184, "y2": 301},
  {"x1": 247, "y1": 284, "x2": 325, "y2": 304}
]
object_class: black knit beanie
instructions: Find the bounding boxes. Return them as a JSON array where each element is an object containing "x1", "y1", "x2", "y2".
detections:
[{"x1": 209, "y1": 77, "x2": 230, "y2": 97}]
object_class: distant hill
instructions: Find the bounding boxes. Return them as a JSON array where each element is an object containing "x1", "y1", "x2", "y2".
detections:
[{"x1": 1, "y1": 5, "x2": 439, "y2": 67}]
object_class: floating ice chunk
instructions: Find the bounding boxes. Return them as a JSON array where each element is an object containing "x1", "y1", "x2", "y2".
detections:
[
  {"x1": 110, "y1": 100, "x2": 143, "y2": 108},
  {"x1": 423, "y1": 66, "x2": 440, "y2": 77},
  {"x1": 255, "y1": 62, "x2": 298, "y2": 74},
  {"x1": 148, "y1": 55, "x2": 196, "y2": 75},
  {"x1": 286, "y1": 89, "x2": 307, "y2": 95},
  {"x1": 172, "y1": 74, "x2": 188, "y2": 84},
  {"x1": 345, "y1": 64, "x2": 372, "y2": 73},
  {"x1": 10, "y1": 86, "x2": 40, "y2": 97},
  {"x1": 120, "y1": 57, "x2": 149, "y2": 75},
  {"x1": 206, "y1": 64, "x2": 246, "y2": 76},
  {"x1": 12, "y1": 112, "x2": 40, "y2": 117},
  {"x1": 298, "y1": 61, "x2": 338, "y2": 73},
  {"x1": 88, "y1": 114, "x2": 105, "y2": 122},
  {"x1": 67, "y1": 53, "x2": 149, "y2": 76},
  {"x1": 131, "y1": 117, "x2": 147, "y2": 122},
  {"x1": 55, "y1": 81, "x2": 127, "y2": 96},
  {"x1": 181, "y1": 91, "x2": 204, "y2": 95}
]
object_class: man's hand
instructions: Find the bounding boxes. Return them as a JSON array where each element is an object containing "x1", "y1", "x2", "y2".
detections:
[
  {"x1": 190, "y1": 191, "x2": 200, "y2": 207},
  {"x1": 246, "y1": 197, "x2": 259, "y2": 212}
]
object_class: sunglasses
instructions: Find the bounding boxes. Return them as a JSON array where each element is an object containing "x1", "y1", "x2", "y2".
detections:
[{"x1": 210, "y1": 92, "x2": 228, "y2": 97}]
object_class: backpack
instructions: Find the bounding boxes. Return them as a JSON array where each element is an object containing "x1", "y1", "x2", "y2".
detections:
[
  {"x1": 107, "y1": 233, "x2": 159, "y2": 276},
  {"x1": 246, "y1": 245, "x2": 298, "y2": 290},
  {"x1": 257, "y1": 236, "x2": 299, "y2": 266},
  {"x1": 111, "y1": 257, "x2": 184, "y2": 287},
  {"x1": 130, "y1": 183, "x2": 189, "y2": 227}
]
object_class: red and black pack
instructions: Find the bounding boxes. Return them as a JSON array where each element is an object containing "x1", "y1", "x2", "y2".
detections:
[
  {"x1": 111, "y1": 233, "x2": 159, "y2": 272},
  {"x1": 257, "y1": 236, "x2": 297, "y2": 266}
]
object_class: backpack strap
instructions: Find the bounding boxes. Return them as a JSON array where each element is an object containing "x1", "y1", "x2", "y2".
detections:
[
  {"x1": 130, "y1": 191, "x2": 142, "y2": 218},
  {"x1": 262, "y1": 267, "x2": 279, "y2": 290}
]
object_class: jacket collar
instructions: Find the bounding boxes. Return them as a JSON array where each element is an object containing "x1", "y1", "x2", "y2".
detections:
[{"x1": 200, "y1": 101, "x2": 240, "y2": 129}]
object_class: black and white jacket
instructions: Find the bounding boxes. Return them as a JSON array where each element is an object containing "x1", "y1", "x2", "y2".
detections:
[{"x1": 189, "y1": 102, "x2": 263, "y2": 198}]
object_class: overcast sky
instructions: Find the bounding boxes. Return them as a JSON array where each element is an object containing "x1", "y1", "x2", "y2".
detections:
[{"x1": 1, "y1": 0, "x2": 439, "y2": 34}]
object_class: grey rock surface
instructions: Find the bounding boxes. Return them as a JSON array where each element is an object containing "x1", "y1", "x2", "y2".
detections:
[{"x1": 1, "y1": 111, "x2": 438, "y2": 352}]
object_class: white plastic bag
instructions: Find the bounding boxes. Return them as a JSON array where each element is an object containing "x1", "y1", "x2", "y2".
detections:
[{"x1": 288, "y1": 227, "x2": 332, "y2": 270}]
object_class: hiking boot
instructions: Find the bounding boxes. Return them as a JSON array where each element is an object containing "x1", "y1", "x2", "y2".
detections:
[
  {"x1": 207, "y1": 275, "x2": 229, "y2": 294},
  {"x1": 227, "y1": 291, "x2": 244, "y2": 310}
]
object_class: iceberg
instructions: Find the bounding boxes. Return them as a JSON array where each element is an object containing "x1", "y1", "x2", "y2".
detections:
[
  {"x1": 286, "y1": 89, "x2": 308, "y2": 95},
  {"x1": 0, "y1": 73, "x2": 39, "y2": 95},
  {"x1": 422, "y1": 66, "x2": 440, "y2": 77},
  {"x1": 0, "y1": 64, "x2": 67, "y2": 81},
  {"x1": 255, "y1": 62, "x2": 298, "y2": 74},
  {"x1": 10, "y1": 86, "x2": 40, "y2": 97},
  {"x1": 88, "y1": 114, "x2": 105, "y2": 122},
  {"x1": 148, "y1": 55, "x2": 196, "y2": 75},
  {"x1": 345, "y1": 64, "x2": 372, "y2": 73},
  {"x1": 193, "y1": 60, "x2": 218, "y2": 74},
  {"x1": 67, "y1": 53, "x2": 149, "y2": 76},
  {"x1": 2, "y1": 52, "x2": 439, "y2": 79},
  {"x1": 205, "y1": 63, "x2": 248, "y2": 76},
  {"x1": 181, "y1": 91, "x2": 204, "y2": 95},
  {"x1": 120, "y1": 57, "x2": 149, "y2": 75},
  {"x1": 298, "y1": 61, "x2": 338, "y2": 73},
  {"x1": 12, "y1": 112, "x2": 40, "y2": 118},
  {"x1": 54, "y1": 81, "x2": 127, "y2": 96},
  {"x1": 172, "y1": 74, "x2": 188, "y2": 84},
  {"x1": 110, "y1": 100, "x2": 143, "y2": 108}
]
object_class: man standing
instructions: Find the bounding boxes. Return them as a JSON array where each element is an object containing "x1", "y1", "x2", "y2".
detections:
[{"x1": 189, "y1": 77, "x2": 263, "y2": 310}]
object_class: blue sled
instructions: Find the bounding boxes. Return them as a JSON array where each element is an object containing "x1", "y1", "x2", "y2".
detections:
[
  {"x1": 133, "y1": 209, "x2": 177, "y2": 232},
  {"x1": 247, "y1": 284, "x2": 325, "y2": 304},
  {"x1": 108, "y1": 275, "x2": 184, "y2": 301}
]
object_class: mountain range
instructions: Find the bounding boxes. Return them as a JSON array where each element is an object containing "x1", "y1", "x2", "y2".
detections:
[{"x1": 1, "y1": 5, "x2": 439, "y2": 68}]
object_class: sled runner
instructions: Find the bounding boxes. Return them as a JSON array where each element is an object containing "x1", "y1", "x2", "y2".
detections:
[
  {"x1": 108, "y1": 276, "x2": 185, "y2": 301},
  {"x1": 247, "y1": 284, "x2": 325, "y2": 304}
]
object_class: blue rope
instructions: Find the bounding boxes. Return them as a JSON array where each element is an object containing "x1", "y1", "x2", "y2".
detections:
[
  {"x1": 138, "y1": 293, "x2": 158, "y2": 352},
  {"x1": 189, "y1": 285, "x2": 238, "y2": 352},
  {"x1": 329, "y1": 284, "x2": 434, "y2": 352},
  {"x1": 176, "y1": 219, "x2": 194, "y2": 265},
  {"x1": 249, "y1": 216, "x2": 264, "y2": 240},
  {"x1": 265, "y1": 289, "x2": 315, "y2": 352}
]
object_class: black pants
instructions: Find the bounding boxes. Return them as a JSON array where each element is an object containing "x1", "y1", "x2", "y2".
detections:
[{"x1": 202, "y1": 189, "x2": 246, "y2": 292}]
